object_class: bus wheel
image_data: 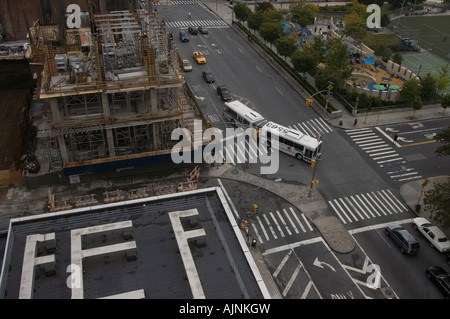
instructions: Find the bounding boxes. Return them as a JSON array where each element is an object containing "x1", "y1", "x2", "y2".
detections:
[{"x1": 295, "y1": 153, "x2": 303, "y2": 160}]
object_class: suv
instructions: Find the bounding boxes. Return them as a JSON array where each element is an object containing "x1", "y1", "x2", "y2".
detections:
[
  {"x1": 385, "y1": 224, "x2": 420, "y2": 255},
  {"x1": 188, "y1": 27, "x2": 198, "y2": 35},
  {"x1": 202, "y1": 71, "x2": 215, "y2": 83},
  {"x1": 179, "y1": 30, "x2": 189, "y2": 42},
  {"x1": 217, "y1": 86, "x2": 232, "y2": 101},
  {"x1": 412, "y1": 217, "x2": 450, "y2": 253}
]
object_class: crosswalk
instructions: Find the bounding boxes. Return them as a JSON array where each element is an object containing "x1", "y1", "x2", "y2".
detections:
[
  {"x1": 247, "y1": 207, "x2": 315, "y2": 244},
  {"x1": 165, "y1": 19, "x2": 229, "y2": 29},
  {"x1": 346, "y1": 128, "x2": 422, "y2": 182},
  {"x1": 153, "y1": 0, "x2": 204, "y2": 6},
  {"x1": 328, "y1": 189, "x2": 409, "y2": 225},
  {"x1": 288, "y1": 118, "x2": 333, "y2": 138}
]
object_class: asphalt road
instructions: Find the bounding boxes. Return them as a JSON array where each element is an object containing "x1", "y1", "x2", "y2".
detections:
[{"x1": 157, "y1": 2, "x2": 450, "y2": 299}]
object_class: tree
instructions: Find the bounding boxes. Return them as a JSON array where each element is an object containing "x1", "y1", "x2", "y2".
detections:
[
  {"x1": 290, "y1": 0, "x2": 319, "y2": 28},
  {"x1": 373, "y1": 43, "x2": 391, "y2": 62},
  {"x1": 263, "y1": 8, "x2": 284, "y2": 23},
  {"x1": 440, "y1": 93, "x2": 450, "y2": 115},
  {"x1": 234, "y1": 2, "x2": 252, "y2": 24},
  {"x1": 401, "y1": 78, "x2": 422, "y2": 119},
  {"x1": 419, "y1": 73, "x2": 438, "y2": 102},
  {"x1": 291, "y1": 49, "x2": 317, "y2": 75},
  {"x1": 275, "y1": 36, "x2": 297, "y2": 60},
  {"x1": 343, "y1": 13, "x2": 367, "y2": 43},
  {"x1": 391, "y1": 52, "x2": 403, "y2": 66},
  {"x1": 433, "y1": 64, "x2": 450, "y2": 98},
  {"x1": 423, "y1": 178, "x2": 450, "y2": 230},
  {"x1": 248, "y1": 11, "x2": 267, "y2": 33},
  {"x1": 259, "y1": 22, "x2": 284, "y2": 49},
  {"x1": 435, "y1": 127, "x2": 450, "y2": 156},
  {"x1": 410, "y1": 95, "x2": 423, "y2": 119}
]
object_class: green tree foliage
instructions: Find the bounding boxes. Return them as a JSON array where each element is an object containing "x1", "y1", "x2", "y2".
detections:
[
  {"x1": 315, "y1": 38, "x2": 353, "y2": 91},
  {"x1": 234, "y1": 2, "x2": 252, "y2": 23},
  {"x1": 291, "y1": 49, "x2": 317, "y2": 75},
  {"x1": 289, "y1": 0, "x2": 319, "y2": 28},
  {"x1": 419, "y1": 73, "x2": 438, "y2": 101},
  {"x1": 433, "y1": 64, "x2": 450, "y2": 97},
  {"x1": 373, "y1": 43, "x2": 391, "y2": 62},
  {"x1": 440, "y1": 94, "x2": 450, "y2": 115},
  {"x1": 424, "y1": 178, "x2": 450, "y2": 230},
  {"x1": 435, "y1": 127, "x2": 450, "y2": 156},
  {"x1": 275, "y1": 36, "x2": 298, "y2": 60},
  {"x1": 248, "y1": 11, "x2": 267, "y2": 33},
  {"x1": 264, "y1": 8, "x2": 284, "y2": 23},
  {"x1": 256, "y1": 2, "x2": 274, "y2": 13},
  {"x1": 391, "y1": 52, "x2": 403, "y2": 65},
  {"x1": 400, "y1": 78, "x2": 421, "y2": 102},
  {"x1": 259, "y1": 22, "x2": 284, "y2": 49}
]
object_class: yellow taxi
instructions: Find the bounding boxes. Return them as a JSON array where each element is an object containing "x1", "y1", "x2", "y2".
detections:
[{"x1": 193, "y1": 51, "x2": 206, "y2": 64}]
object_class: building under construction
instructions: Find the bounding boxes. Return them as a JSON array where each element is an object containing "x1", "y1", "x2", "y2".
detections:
[{"x1": 3, "y1": 1, "x2": 208, "y2": 187}]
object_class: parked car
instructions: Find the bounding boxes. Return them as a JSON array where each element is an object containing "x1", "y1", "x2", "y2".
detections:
[
  {"x1": 188, "y1": 26, "x2": 198, "y2": 35},
  {"x1": 179, "y1": 30, "x2": 189, "y2": 42},
  {"x1": 182, "y1": 59, "x2": 192, "y2": 72},
  {"x1": 385, "y1": 224, "x2": 420, "y2": 255},
  {"x1": 426, "y1": 266, "x2": 450, "y2": 298},
  {"x1": 202, "y1": 71, "x2": 215, "y2": 83},
  {"x1": 412, "y1": 217, "x2": 450, "y2": 253},
  {"x1": 193, "y1": 51, "x2": 206, "y2": 64},
  {"x1": 198, "y1": 26, "x2": 209, "y2": 34},
  {"x1": 217, "y1": 86, "x2": 232, "y2": 101}
]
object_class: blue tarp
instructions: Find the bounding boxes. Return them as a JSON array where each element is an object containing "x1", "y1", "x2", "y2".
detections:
[{"x1": 362, "y1": 56, "x2": 374, "y2": 65}]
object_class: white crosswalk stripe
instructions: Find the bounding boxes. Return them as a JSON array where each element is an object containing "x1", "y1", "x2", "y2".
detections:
[
  {"x1": 165, "y1": 19, "x2": 229, "y2": 29},
  {"x1": 346, "y1": 128, "x2": 422, "y2": 182},
  {"x1": 288, "y1": 118, "x2": 333, "y2": 138},
  {"x1": 328, "y1": 189, "x2": 409, "y2": 224},
  {"x1": 249, "y1": 207, "x2": 314, "y2": 244}
]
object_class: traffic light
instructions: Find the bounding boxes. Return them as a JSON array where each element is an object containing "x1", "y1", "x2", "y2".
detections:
[
  {"x1": 252, "y1": 204, "x2": 258, "y2": 215},
  {"x1": 255, "y1": 129, "x2": 260, "y2": 138},
  {"x1": 311, "y1": 160, "x2": 316, "y2": 169},
  {"x1": 306, "y1": 99, "x2": 313, "y2": 107}
]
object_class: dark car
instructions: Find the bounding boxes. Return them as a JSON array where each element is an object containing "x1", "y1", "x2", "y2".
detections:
[
  {"x1": 385, "y1": 224, "x2": 420, "y2": 255},
  {"x1": 188, "y1": 27, "x2": 198, "y2": 35},
  {"x1": 217, "y1": 86, "x2": 232, "y2": 101},
  {"x1": 179, "y1": 30, "x2": 189, "y2": 42},
  {"x1": 426, "y1": 266, "x2": 450, "y2": 298},
  {"x1": 198, "y1": 26, "x2": 209, "y2": 34},
  {"x1": 202, "y1": 71, "x2": 215, "y2": 83}
]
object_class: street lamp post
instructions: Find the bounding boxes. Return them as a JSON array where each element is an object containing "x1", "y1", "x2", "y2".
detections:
[{"x1": 307, "y1": 159, "x2": 318, "y2": 200}]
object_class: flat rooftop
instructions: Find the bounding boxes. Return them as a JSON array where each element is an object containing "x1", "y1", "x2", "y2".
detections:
[{"x1": 0, "y1": 187, "x2": 268, "y2": 299}]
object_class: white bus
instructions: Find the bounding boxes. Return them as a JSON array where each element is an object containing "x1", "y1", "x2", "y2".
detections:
[
  {"x1": 260, "y1": 121, "x2": 322, "y2": 162},
  {"x1": 223, "y1": 100, "x2": 266, "y2": 129}
]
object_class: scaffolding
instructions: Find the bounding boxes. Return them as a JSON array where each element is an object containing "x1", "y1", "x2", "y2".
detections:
[{"x1": 28, "y1": 5, "x2": 209, "y2": 177}]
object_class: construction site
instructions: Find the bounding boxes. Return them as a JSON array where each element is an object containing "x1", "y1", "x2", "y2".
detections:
[{"x1": 0, "y1": 0, "x2": 209, "y2": 189}]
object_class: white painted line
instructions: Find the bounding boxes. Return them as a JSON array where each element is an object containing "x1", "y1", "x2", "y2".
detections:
[
  {"x1": 355, "y1": 194, "x2": 376, "y2": 218},
  {"x1": 289, "y1": 207, "x2": 306, "y2": 232},
  {"x1": 273, "y1": 250, "x2": 292, "y2": 278},
  {"x1": 383, "y1": 189, "x2": 406, "y2": 213},
  {"x1": 263, "y1": 214, "x2": 278, "y2": 239},
  {"x1": 276, "y1": 210, "x2": 292, "y2": 236},
  {"x1": 256, "y1": 216, "x2": 270, "y2": 241},
  {"x1": 371, "y1": 191, "x2": 391, "y2": 215},
  {"x1": 270, "y1": 212, "x2": 285, "y2": 237},
  {"x1": 361, "y1": 142, "x2": 389, "y2": 150},
  {"x1": 344, "y1": 197, "x2": 365, "y2": 220},
  {"x1": 360, "y1": 193, "x2": 381, "y2": 217},
  {"x1": 338, "y1": 197, "x2": 359, "y2": 221},
  {"x1": 349, "y1": 218, "x2": 412, "y2": 235},
  {"x1": 328, "y1": 200, "x2": 348, "y2": 224},
  {"x1": 301, "y1": 212, "x2": 314, "y2": 232},
  {"x1": 350, "y1": 195, "x2": 371, "y2": 219},
  {"x1": 375, "y1": 126, "x2": 401, "y2": 148},
  {"x1": 217, "y1": 179, "x2": 240, "y2": 219},
  {"x1": 251, "y1": 222, "x2": 264, "y2": 244},
  {"x1": 366, "y1": 192, "x2": 386, "y2": 216},
  {"x1": 282, "y1": 264, "x2": 302, "y2": 297},
  {"x1": 283, "y1": 209, "x2": 299, "y2": 234}
]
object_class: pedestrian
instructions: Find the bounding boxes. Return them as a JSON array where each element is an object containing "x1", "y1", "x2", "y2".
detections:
[
  {"x1": 393, "y1": 134, "x2": 398, "y2": 142},
  {"x1": 188, "y1": 12, "x2": 191, "y2": 19},
  {"x1": 353, "y1": 118, "x2": 358, "y2": 126}
]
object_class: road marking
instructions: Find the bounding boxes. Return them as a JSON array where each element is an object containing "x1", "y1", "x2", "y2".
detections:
[
  {"x1": 282, "y1": 264, "x2": 302, "y2": 297},
  {"x1": 273, "y1": 250, "x2": 292, "y2": 278},
  {"x1": 270, "y1": 212, "x2": 285, "y2": 237},
  {"x1": 263, "y1": 213, "x2": 278, "y2": 239},
  {"x1": 276, "y1": 210, "x2": 292, "y2": 236},
  {"x1": 401, "y1": 140, "x2": 436, "y2": 147},
  {"x1": 283, "y1": 209, "x2": 299, "y2": 234},
  {"x1": 256, "y1": 216, "x2": 270, "y2": 241}
]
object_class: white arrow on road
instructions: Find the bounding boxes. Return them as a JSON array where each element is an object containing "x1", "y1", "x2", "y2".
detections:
[
  {"x1": 397, "y1": 136, "x2": 413, "y2": 143},
  {"x1": 313, "y1": 257, "x2": 336, "y2": 272},
  {"x1": 385, "y1": 128, "x2": 399, "y2": 133},
  {"x1": 194, "y1": 96, "x2": 205, "y2": 100}
]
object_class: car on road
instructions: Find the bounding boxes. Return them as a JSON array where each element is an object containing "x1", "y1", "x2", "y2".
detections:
[
  {"x1": 217, "y1": 86, "x2": 232, "y2": 101},
  {"x1": 412, "y1": 217, "x2": 450, "y2": 253},
  {"x1": 198, "y1": 26, "x2": 209, "y2": 34},
  {"x1": 188, "y1": 26, "x2": 198, "y2": 35},
  {"x1": 426, "y1": 266, "x2": 450, "y2": 298},
  {"x1": 193, "y1": 51, "x2": 206, "y2": 64},
  {"x1": 182, "y1": 59, "x2": 192, "y2": 72},
  {"x1": 385, "y1": 224, "x2": 420, "y2": 255},
  {"x1": 202, "y1": 71, "x2": 215, "y2": 83},
  {"x1": 179, "y1": 30, "x2": 189, "y2": 42}
]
